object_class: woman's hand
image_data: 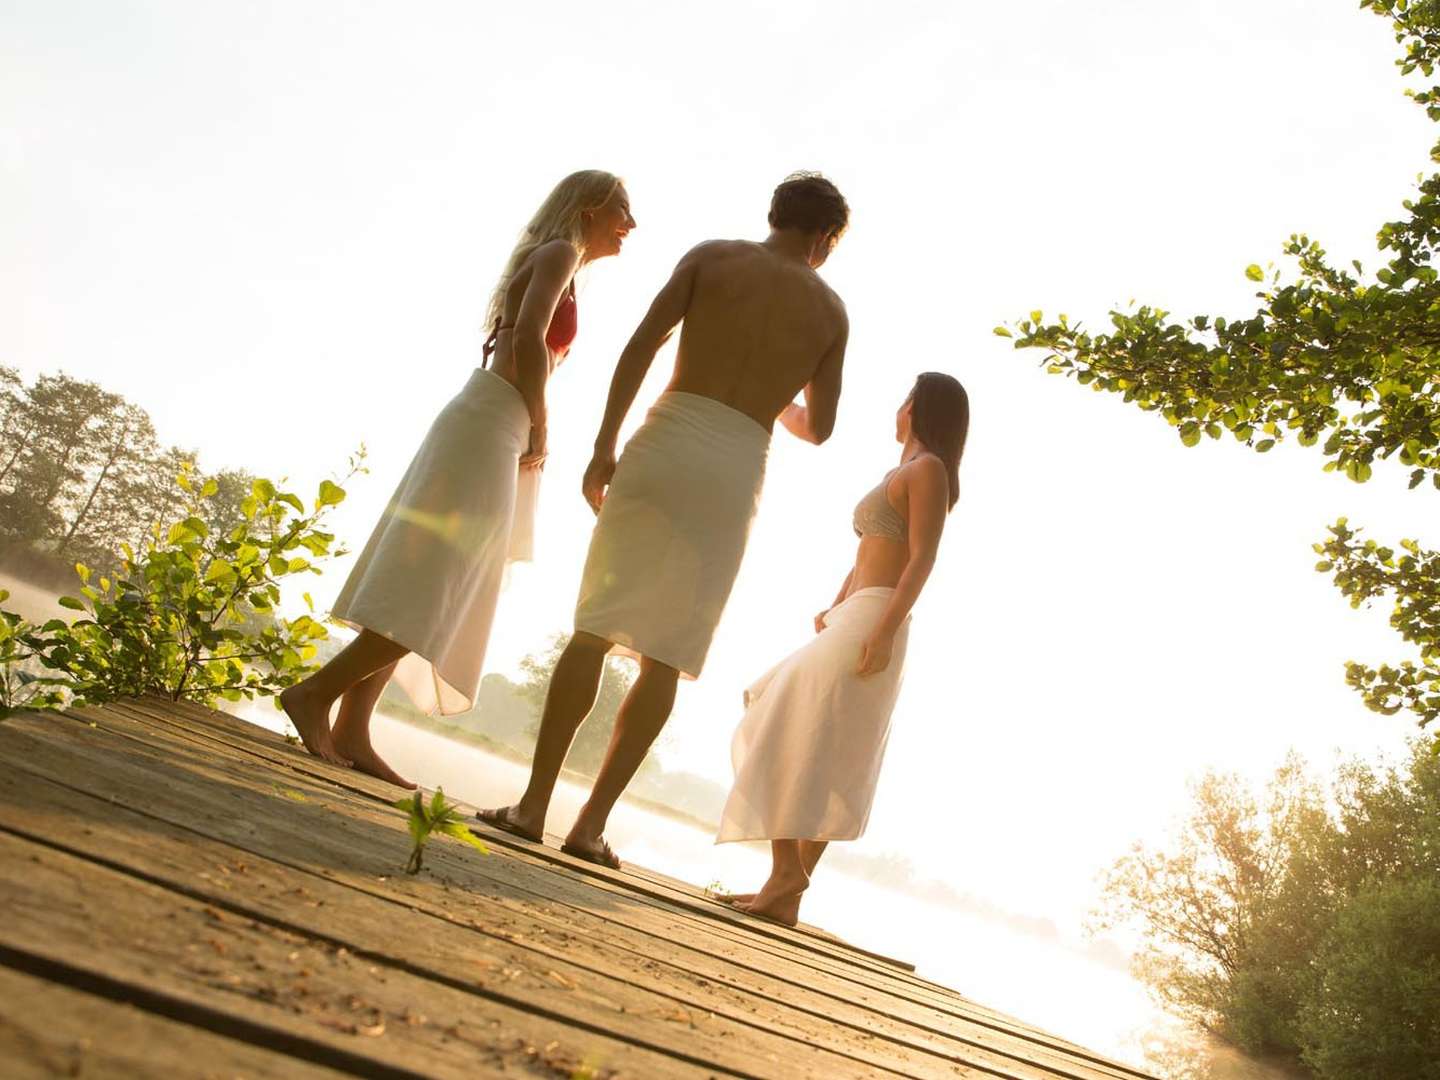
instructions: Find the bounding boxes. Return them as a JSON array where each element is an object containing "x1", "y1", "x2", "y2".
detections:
[
  {"x1": 856, "y1": 630, "x2": 894, "y2": 677},
  {"x1": 582, "y1": 450, "x2": 617, "y2": 513},
  {"x1": 520, "y1": 423, "x2": 548, "y2": 470},
  {"x1": 813, "y1": 608, "x2": 831, "y2": 634}
]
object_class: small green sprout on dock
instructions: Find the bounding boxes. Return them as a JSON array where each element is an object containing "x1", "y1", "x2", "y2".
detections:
[{"x1": 395, "y1": 787, "x2": 487, "y2": 874}]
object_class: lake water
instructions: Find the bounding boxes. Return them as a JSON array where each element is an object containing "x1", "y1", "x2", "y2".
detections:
[{"x1": 232, "y1": 700, "x2": 1200, "y2": 1072}]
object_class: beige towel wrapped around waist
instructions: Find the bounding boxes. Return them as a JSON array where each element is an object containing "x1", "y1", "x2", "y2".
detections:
[
  {"x1": 575, "y1": 391, "x2": 770, "y2": 678},
  {"x1": 331, "y1": 368, "x2": 531, "y2": 715},
  {"x1": 717, "y1": 587, "x2": 910, "y2": 843}
]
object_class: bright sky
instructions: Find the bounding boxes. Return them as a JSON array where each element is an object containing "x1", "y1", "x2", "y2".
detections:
[{"x1": 3, "y1": 0, "x2": 1432, "y2": 935}]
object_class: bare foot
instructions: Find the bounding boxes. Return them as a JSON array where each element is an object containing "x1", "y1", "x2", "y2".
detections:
[
  {"x1": 716, "y1": 892, "x2": 757, "y2": 906},
  {"x1": 736, "y1": 871, "x2": 808, "y2": 927},
  {"x1": 475, "y1": 805, "x2": 543, "y2": 843},
  {"x1": 332, "y1": 727, "x2": 415, "y2": 789},
  {"x1": 279, "y1": 683, "x2": 350, "y2": 767}
]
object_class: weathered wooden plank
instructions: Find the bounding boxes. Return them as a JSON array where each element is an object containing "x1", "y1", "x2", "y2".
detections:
[
  {"x1": 0, "y1": 724, "x2": 1054, "y2": 1079},
  {"x1": 0, "y1": 829, "x2": 719, "y2": 1080},
  {"x1": 0, "y1": 965, "x2": 350, "y2": 1079},
  {"x1": 0, "y1": 764, "x2": 952, "y2": 1080},
  {"x1": 2, "y1": 707, "x2": 1145, "y2": 1080},
  {"x1": 122, "y1": 698, "x2": 1126, "y2": 1071},
  {"x1": 103, "y1": 698, "x2": 1083, "y2": 1034},
  {"x1": 11, "y1": 703, "x2": 1141, "y2": 1080},
  {"x1": 97, "y1": 698, "x2": 972, "y2": 993},
  {"x1": 119, "y1": 697, "x2": 920, "y2": 976}
]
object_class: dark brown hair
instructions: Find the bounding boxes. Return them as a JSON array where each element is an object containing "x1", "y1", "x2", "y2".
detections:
[
  {"x1": 768, "y1": 172, "x2": 849, "y2": 239},
  {"x1": 909, "y1": 372, "x2": 969, "y2": 510}
]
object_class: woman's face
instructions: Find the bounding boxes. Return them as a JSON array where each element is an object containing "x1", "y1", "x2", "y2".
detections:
[
  {"x1": 582, "y1": 184, "x2": 636, "y2": 259},
  {"x1": 896, "y1": 396, "x2": 914, "y2": 443}
]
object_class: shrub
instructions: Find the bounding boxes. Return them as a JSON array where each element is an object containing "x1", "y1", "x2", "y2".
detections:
[{"x1": 6, "y1": 455, "x2": 362, "y2": 710}]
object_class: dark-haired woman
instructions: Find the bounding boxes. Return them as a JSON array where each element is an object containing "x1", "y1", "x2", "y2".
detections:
[{"x1": 716, "y1": 372, "x2": 969, "y2": 926}]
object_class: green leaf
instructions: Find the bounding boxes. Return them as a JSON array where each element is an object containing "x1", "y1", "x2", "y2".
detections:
[
  {"x1": 58, "y1": 596, "x2": 86, "y2": 611},
  {"x1": 438, "y1": 821, "x2": 489, "y2": 853},
  {"x1": 1255, "y1": 439, "x2": 1276, "y2": 453},
  {"x1": 251, "y1": 478, "x2": 277, "y2": 502},
  {"x1": 1245, "y1": 264, "x2": 1264, "y2": 282},
  {"x1": 203, "y1": 560, "x2": 235, "y2": 585},
  {"x1": 200, "y1": 478, "x2": 219, "y2": 498},
  {"x1": 316, "y1": 480, "x2": 346, "y2": 508},
  {"x1": 993, "y1": 326, "x2": 1013, "y2": 338}
]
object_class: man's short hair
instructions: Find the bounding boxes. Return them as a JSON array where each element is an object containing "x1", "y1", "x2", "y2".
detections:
[{"x1": 768, "y1": 172, "x2": 849, "y2": 239}]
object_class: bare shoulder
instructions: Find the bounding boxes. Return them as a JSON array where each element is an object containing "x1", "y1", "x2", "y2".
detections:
[
  {"x1": 531, "y1": 238, "x2": 581, "y2": 273},
  {"x1": 681, "y1": 238, "x2": 756, "y2": 265},
  {"x1": 901, "y1": 452, "x2": 948, "y2": 491}
]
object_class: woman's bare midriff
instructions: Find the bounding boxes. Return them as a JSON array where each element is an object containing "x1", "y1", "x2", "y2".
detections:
[{"x1": 846, "y1": 535, "x2": 909, "y2": 597}]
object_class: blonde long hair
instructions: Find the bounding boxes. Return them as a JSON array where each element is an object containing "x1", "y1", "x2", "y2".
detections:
[{"x1": 485, "y1": 169, "x2": 622, "y2": 330}]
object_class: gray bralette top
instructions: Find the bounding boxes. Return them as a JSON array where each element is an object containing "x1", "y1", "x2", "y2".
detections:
[{"x1": 853, "y1": 468, "x2": 907, "y2": 540}]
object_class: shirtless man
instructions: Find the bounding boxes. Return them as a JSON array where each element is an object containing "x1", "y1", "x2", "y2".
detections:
[{"x1": 478, "y1": 173, "x2": 850, "y2": 867}]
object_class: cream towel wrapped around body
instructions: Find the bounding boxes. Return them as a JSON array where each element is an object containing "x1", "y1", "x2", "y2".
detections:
[
  {"x1": 575, "y1": 391, "x2": 770, "y2": 678},
  {"x1": 331, "y1": 368, "x2": 533, "y2": 715},
  {"x1": 717, "y1": 587, "x2": 910, "y2": 843}
]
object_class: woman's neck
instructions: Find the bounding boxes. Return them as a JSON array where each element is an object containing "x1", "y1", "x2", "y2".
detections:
[{"x1": 899, "y1": 436, "x2": 926, "y2": 464}]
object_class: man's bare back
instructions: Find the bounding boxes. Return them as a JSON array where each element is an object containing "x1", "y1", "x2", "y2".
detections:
[{"x1": 668, "y1": 240, "x2": 847, "y2": 431}]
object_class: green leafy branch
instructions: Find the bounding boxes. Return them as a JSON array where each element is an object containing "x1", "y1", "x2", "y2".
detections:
[
  {"x1": 1315, "y1": 518, "x2": 1440, "y2": 728},
  {"x1": 1001, "y1": 0, "x2": 1440, "y2": 741},
  {"x1": 395, "y1": 787, "x2": 487, "y2": 875},
  {"x1": 0, "y1": 590, "x2": 69, "y2": 717}
]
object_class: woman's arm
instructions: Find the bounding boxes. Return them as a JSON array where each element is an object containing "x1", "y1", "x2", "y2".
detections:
[
  {"x1": 511, "y1": 241, "x2": 581, "y2": 461},
  {"x1": 856, "y1": 457, "x2": 948, "y2": 676}
]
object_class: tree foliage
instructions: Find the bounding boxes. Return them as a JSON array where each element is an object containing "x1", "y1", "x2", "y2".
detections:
[
  {"x1": 0, "y1": 367, "x2": 248, "y2": 580},
  {"x1": 1003, "y1": 0, "x2": 1440, "y2": 740},
  {"x1": 1096, "y1": 743, "x2": 1440, "y2": 1076}
]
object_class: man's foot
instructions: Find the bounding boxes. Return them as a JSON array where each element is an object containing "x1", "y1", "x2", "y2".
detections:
[
  {"x1": 279, "y1": 684, "x2": 351, "y2": 767},
  {"x1": 560, "y1": 831, "x2": 621, "y2": 870},
  {"x1": 715, "y1": 892, "x2": 757, "y2": 906},
  {"x1": 332, "y1": 727, "x2": 415, "y2": 789},
  {"x1": 735, "y1": 871, "x2": 808, "y2": 927},
  {"x1": 475, "y1": 805, "x2": 544, "y2": 843}
]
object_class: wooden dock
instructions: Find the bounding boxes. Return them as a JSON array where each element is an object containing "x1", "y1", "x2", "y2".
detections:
[{"x1": 0, "y1": 697, "x2": 1157, "y2": 1079}]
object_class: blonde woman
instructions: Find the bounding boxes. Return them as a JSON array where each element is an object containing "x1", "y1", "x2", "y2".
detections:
[
  {"x1": 717, "y1": 372, "x2": 969, "y2": 926},
  {"x1": 283, "y1": 171, "x2": 635, "y2": 787}
]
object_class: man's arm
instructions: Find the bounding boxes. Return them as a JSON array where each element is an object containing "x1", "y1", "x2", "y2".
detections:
[
  {"x1": 582, "y1": 243, "x2": 712, "y2": 511},
  {"x1": 778, "y1": 304, "x2": 848, "y2": 445}
]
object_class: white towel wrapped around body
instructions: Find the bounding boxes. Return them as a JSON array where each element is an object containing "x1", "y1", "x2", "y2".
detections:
[
  {"x1": 575, "y1": 391, "x2": 770, "y2": 678},
  {"x1": 331, "y1": 368, "x2": 532, "y2": 716},
  {"x1": 717, "y1": 587, "x2": 910, "y2": 843}
]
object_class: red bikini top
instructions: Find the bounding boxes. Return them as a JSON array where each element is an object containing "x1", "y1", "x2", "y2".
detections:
[{"x1": 483, "y1": 280, "x2": 577, "y2": 367}]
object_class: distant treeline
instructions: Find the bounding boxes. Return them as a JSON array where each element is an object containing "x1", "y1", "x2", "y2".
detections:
[{"x1": 0, "y1": 366, "x2": 253, "y2": 583}]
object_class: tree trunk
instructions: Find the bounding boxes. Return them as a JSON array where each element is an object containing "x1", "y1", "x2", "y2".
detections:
[{"x1": 57, "y1": 452, "x2": 119, "y2": 556}]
